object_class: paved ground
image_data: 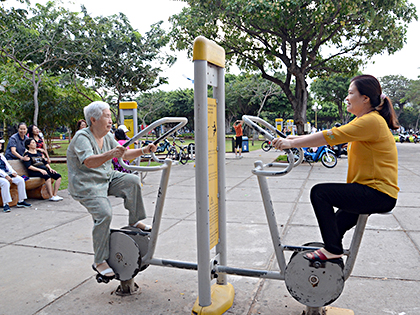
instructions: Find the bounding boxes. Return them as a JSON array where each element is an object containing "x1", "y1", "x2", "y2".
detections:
[{"x1": 1, "y1": 144, "x2": 419, "y2": 315}]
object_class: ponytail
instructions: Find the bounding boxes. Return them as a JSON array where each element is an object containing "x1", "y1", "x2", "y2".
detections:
[
  {"x1": 375, "y1": 96, "x2": 399, "y2": 130},
  {"x1": 351, "y1": 75, "x2": 400, "y2": 130}
]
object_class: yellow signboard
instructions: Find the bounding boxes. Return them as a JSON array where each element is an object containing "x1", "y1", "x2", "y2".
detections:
[
  {"x1": 208, "y1": 98, "x2": 218, "y2": 249},
  {"x1": 123, "y1": 119, "x2": 135, "y2": 149}
]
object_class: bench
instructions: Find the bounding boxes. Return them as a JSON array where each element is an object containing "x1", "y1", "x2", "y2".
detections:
[{"x1": 0, "y1": 160, "x2": 52, "y2": 206}]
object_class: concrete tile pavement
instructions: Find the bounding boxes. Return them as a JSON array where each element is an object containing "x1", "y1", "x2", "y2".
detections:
[{"x1": 0, "y1": 144, "x2": 419, "y2": 315}]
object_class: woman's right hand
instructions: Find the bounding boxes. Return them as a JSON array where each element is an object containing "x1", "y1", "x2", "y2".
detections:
[
  {"x1": 5, "y1": 175, "x2": 12, "y2": 184},
  {"x1": 112, "y1": 145, "x2": 126, "y2": 158},
  {"x1": 40, "y1": 169, "x2": 48, "y2": 175}
]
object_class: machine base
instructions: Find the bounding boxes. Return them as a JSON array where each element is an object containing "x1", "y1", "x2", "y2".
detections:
[
  {"x1": 324, "y1": 306, "x2": 354, "y2": 315},
  {"x1": 191, "y1": 283, "x2": 235, "y2": 315}
]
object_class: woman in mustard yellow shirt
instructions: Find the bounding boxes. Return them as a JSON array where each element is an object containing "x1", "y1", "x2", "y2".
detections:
[{"x1": 272, "y1": 75, "x2": 399, "y2": 262}]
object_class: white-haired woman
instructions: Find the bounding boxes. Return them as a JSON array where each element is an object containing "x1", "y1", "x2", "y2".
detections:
[{"x1": 67, "y1": 101, "x2": 156, "y2": 278}]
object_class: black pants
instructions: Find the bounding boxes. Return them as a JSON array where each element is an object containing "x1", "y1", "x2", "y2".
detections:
[
  {"x1": 27, "y1": 168, "x2": 62, "y2": 181},
  {"x1": 310, "y1": 183, "x2": 396, "y2": 255}
]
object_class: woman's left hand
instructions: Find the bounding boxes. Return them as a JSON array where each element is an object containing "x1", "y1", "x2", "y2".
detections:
[
  {"x1": 272, "y1": 137, "x2": 293, "y2": 150},
  {"x1": 47, "y1": 166, "x2": 57, "y2": 174}
]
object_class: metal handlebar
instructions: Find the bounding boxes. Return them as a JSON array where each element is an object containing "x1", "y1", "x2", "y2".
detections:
[
  {"x1": 242, "y1": 115, "x2": 286, "y2": 140},
  {"x1": 242, "y1": 115, "x2": 303, "y2": 174},
  {"x1": 118, "y1": 117, "x2": 188, "y2": 171}
]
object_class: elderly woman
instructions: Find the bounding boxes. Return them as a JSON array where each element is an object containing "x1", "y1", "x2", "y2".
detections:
[
  {"x1": 273, "y1": 75, "x2": 399, "y2": 262},
  {"x1": 67, "y1": 101, "x2": 156, "y2": 278}
]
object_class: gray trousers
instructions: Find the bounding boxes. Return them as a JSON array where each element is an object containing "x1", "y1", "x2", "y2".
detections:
[{"x1": 77, "y1": 172, "x2": 146, "y2": 263}]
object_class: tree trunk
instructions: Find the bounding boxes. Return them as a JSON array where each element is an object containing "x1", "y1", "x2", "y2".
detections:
[
  {"x1": 32, "y1": 72, "x2": 41, "y2": 126},
  {"x1": 293, "y1": 76, "x2": 308, "y2": 135}
]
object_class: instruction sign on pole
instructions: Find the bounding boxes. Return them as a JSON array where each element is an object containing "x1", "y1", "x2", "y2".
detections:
[
  {"x1": 207, "y1": 97, "x2": 218, "y2": 249},
  {"x1": 192, "y1": 36, "x2": 234, "y2": 315}
]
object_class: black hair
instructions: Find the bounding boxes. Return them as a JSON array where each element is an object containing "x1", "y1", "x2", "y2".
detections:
[
  {"x1": 76, "y1": 119, "x2": 87, "y2": 131},
  {"x1": 27, "y1": 125, "x2": 35, "y2": 138},
  {"x1": 114, "y1": 129, "x2": 126, "y2": 141},
  {"x1": 351, "y1": 75, "x2": 399, "y2": 130},
  {"x1": 24, "y1": 138, "x2": 35, "y2": 149}
]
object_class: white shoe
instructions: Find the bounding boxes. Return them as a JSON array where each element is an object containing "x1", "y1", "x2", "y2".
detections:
[
  {"x1": 55, "y1": 195, "x2": 63, "y2": 201},
  {"x1": 49, "y1": 195, "x2": 62, "y2": 201}
]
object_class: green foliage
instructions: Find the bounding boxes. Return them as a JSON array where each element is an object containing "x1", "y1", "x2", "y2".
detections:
[
  {"x1": 135, "y1": 73, "x2": 292, "y2": 133},
  {"x1": 380, "y1": 75, "x2": 412, "y2": 116},
  {"x1": 0, "y1": 1, "x2": 93, "y2": 124},
  {"x1": 169, "y1": 0, "x2": 417, "y2": 133},
  {"x1": 400, "y1": 78, "x2": 420, "y2": 130},
  {"x1": 310, "y1": 75, "x2": 353, "y2": 124},
  {"x1": 74, "y1": 12, "x2": 175, "y2": 118},
  {"x1": 1, "y1": 1, "x2": 173, "y2": 125}
]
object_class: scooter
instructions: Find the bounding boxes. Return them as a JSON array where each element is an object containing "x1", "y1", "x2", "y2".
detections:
[
  {"x1": 330, "y1": 143, "x2": 347, "y2": 157},
  {"x1": 399, "y1": 133, "x2": 411, "y2": 143},
  {"x1": 301, "y1": 146, "x2": 338, "y2": 168}
]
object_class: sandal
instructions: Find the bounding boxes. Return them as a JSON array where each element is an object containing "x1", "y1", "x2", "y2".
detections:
[
  {"x1": 92, "y1": 261, "x2": 115, "y2": 278},
  {"x1": 131, "y1": 221, "x2": 152, "y2": 232},
  {"x1": 304, "y1": 249, "x2": 343, "y2": 262}
]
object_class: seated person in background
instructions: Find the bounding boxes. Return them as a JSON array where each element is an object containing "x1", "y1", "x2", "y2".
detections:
[
  {"x1": 28, "y1": 125, "x2": 51, "y2": 164},
  {"x1": 5, "y1": 122, "x2": 29, "y2": 161},
  {"x1": 76, "y1": 119, "x2": 87, "y2": 131},
  {"x1": 0, "y1": 138, "x2": 31, "y2": 212},
  {"x1": 112, "y1": 128, "x2": 131, "y2": 173},
  {"x1": 23, "y1": 138, "x2": 63, "y2": 202}
]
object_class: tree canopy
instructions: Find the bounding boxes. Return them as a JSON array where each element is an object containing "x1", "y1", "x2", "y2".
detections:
[
  {"x1": 311, "y1": 75, "x2": 353, "y2": 124},
  {"x1": 0, "y1": 0, "x2": 174, "y2": 134},
  {"x1": 170, "y1": 0, "x2": 417, "y2": 133}
]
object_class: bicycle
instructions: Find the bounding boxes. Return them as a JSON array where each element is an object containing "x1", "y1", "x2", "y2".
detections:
[
  {"x1": 261, "y1": 140, "x2": 273, "y2": 152},
  {"x1": 166, "y1": 137, "x2": 190, "y2": 165}
]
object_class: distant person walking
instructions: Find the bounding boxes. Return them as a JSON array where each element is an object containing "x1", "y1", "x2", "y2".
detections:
[{"x1": 233, "y1": 120, "x2": 243, "y2": 158}]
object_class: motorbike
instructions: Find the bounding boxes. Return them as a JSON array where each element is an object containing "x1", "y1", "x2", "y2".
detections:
[
  {"x1": 399, "y1": 133, "x2": 411, "y2": 143},
  {"x1": 329, "y1": 143, "x2": 348, "y2": 157},
  {"x1": 289, "y1": 145, "x2": 337, "y2": 168},
  {"x1": 413, "y1": 133, "x2": 419, "y2": 144}
]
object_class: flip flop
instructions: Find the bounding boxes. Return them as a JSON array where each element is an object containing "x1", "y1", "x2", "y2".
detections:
[
  {"x1": 92, "y1": 262, "x2": 115, "y2": 278},
  {"x1": 142, "y1": 225, "x2": 152, "y2": 232},
  {"x1": 304, "y1": 249, "x2": 343, "y2": 262},
  {"x1": 132, "y1": 221, "x2": 152, "y2": 232}
]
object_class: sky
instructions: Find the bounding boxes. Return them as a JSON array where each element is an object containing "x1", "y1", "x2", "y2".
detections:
[{"x1": 5, "y1": 0, "x2": 420, "y2": 91}]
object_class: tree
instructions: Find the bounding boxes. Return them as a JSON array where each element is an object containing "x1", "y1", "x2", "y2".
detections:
[
  {"x1": 311, "y1": 75, "x2": 353, "y2": 124},
  {"x1": 380, "y1": 75, "x2": 412, "y2": 118},
  {"x1": 0, "y1": 1, "x2": 88, "y2": 125},
  {"x1": 74, "y1": 11, "x2": 175, "y2": 121},
  {"x1": 0, "y1": 61, "x2": 33, "y2": 135},
  {"x1": 170, "y1": 0, "x2": 417, "y2": 133},
  {"x1": 404, "y1": 78, "x2": 420, "y2": 130}
]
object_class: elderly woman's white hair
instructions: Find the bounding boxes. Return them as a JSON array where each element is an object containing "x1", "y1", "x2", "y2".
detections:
[{"x1": 84, "y1": 101, "x2": 110, "y2": 127}]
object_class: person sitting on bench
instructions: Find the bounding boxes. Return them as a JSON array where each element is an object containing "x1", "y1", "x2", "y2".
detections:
[
  {"x1": 0, "y1": 139, "x2": 31, "y2": 212},
  {"x1": 23, "y1": 138, "x2": 63, "y2": 202}
]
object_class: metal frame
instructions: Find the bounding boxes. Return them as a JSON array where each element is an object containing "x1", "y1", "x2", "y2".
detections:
[{"x1": 110, "y1": 37, "x2": 381, "y2": 314}]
